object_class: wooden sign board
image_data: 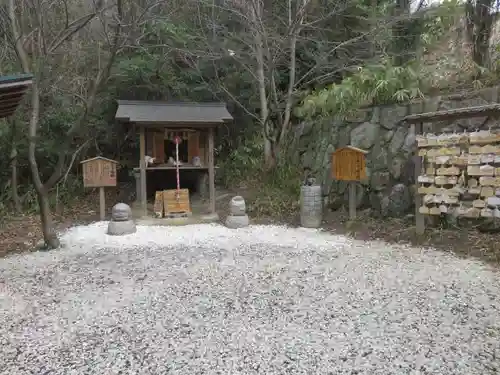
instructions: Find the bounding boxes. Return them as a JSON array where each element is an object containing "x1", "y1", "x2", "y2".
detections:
[
  {"x1": 81, "y1": 157, "x2": 118, "y2": 188},
  {"x1": 332, "y1": 146, "x2": 368, "y2": 181}
]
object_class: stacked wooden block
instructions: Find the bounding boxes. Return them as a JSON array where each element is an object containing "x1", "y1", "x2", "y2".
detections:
[
  {"x1": 153, "y1": 189, "x2": 191, "y2": 218},
  {"x1": 417, "y1": 130, "x2": 500, "y2": 218}
]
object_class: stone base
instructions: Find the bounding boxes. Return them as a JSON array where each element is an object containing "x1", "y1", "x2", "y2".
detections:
[
  {"x1": 225, "y1": 214, "x2": 249, "y2": 229},
  {"x1": 107, "y1": 220, "x2": 137, "y2": 236},
  {"x1": 201, "y1": 212, "x2": 220, "y2": 222},
  {"x1": 137, "y1": 212, "x2": 219, "y2": 226},
  {"x1": 300, "y1": 216, "x2": 322, "y2": 228}
]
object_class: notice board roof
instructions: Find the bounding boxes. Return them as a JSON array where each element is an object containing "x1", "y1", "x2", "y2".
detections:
[{"x1": 0, "y1": 73, "x2": 33, "y2": 119}]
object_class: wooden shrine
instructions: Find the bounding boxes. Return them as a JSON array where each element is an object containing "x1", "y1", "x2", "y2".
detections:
[{"x1": 115, "y1": 101, "x2": 233, "y2": 218}]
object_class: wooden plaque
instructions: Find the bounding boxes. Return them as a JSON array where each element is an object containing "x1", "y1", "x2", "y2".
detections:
[
  {"x1": 153, "y1": 131, "x2": 165, "y2": 163},
  {"x1": 188, "y1": 132, "x2": 200, "y2": 162},
  {"x1": 331, "y1": 146, "x2": 368, "y2": 181},
  {"x1": 81, "y1": 157, "x2": 118, "y2": 188}
]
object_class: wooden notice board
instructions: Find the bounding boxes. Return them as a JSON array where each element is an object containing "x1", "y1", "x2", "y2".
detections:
[
  {"x1": 81, "y1": 157, "x2": 118, "y2": 188},
  {"x1": 332, "y1": 146, "x2": 368, "y2": 181}
]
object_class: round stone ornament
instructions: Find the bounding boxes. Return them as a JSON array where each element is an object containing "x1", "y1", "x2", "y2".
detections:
[
  {"x1": 111, "y1": 203, "x2": 132, "y2": 222},
  {"x1": 229, "y1": 196, "x2": 246, "y2": 216}
]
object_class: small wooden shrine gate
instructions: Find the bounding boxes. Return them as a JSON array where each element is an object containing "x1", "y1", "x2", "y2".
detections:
[
  {"x1": 115, "y1": 101, "x2": 233, "y2": 217},
  {"x1": 403, "y1": 103, "x2": 500, "y2": 235}
]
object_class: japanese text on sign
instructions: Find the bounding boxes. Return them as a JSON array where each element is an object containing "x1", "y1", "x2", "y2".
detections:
[
  {"x1": 81, "y1": 157, "x2": 118, "y2": 188},
  {"x1": 331, "y1": 147, "x2": 367, "y2": 181}
]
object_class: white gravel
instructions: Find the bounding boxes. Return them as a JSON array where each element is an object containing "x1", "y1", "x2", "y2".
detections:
[{"x1": 1, "y1": 223, "x2": 500, "y2": 375}]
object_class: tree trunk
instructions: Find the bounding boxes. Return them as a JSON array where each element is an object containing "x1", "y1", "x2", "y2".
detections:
[
  {"x1": 9, "y1": 119, "x2": 22, "y2": 213},
  {"x1": 9, "y1": 0, "x2": 60, "y2": 249},
  {"x1": 264, "y1": 136, "x2": 276, "y2": 169},
  {"x1": 36, "y1": 189, "x2": 60, "y2": 248},
  {"x1": 27, "y1": 80, "x2": 60, "y2": 249},
  {"x1": 10, "y1": 146, "x2": 22, "y2": 213},
  {"x1": 250, "y1": 0, "x2": 276, "y2": 170},
  {"x1": 29, "y1": 142, "x2": 61, "y2": 248},
  {"x1": 471, "y1": 15, "x2": 493, "y2": 69},
  {"x1": 465, "y1": 0, "x2": 495, "y2": 70}
]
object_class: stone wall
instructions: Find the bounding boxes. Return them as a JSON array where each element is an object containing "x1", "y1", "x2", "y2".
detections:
[{"x1": 293, "y1": 86, "x2": 500, "y2": 217}]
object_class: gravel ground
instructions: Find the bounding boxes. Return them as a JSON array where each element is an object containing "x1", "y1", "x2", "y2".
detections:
[{"x1": 1, "y1": 223, "x2": 500, "y2": 375}]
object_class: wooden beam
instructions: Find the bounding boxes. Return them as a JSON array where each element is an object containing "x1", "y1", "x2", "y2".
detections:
[
  {"x1": 132, "y1": 166, "x2": 219, "y2": 171},
  {"x1": 348, "y1": 182, "x2": 356, "y2": 220},
  {"x1": 208, "y1": 127, "x2": 216, "y2": 214},
  {"x1": 139, "y1": 126, "x2": 147, "y2": 217},
  {"x1": 99, "y1": 187, "x2": 106, "y2": 221},
  {"x1": 0, "y1": 80, "x2": 32, "y2": 90},
  {"x1": 0, "y1": 87, "x2": 27, "y2": 99},
  {"x1": 403, "y1": 103, "x2": 500, "y2": 124},
  {"x1": 120, "y1": 122, "x2": 224, "y2": 129},
  {"x1": 415, "y1": 122, "x2": 425, "y2": 235},
  {"x1": 0, "y1": 110, "x2": 16, "y2": 116},
  {"x1": 0, "y1": 102, "x2": 19, "y2": 111},
  {"x1": 0, "y1": 93, "x2": 24, "y2": 103}
]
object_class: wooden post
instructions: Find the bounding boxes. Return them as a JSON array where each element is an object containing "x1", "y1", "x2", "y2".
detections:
[
  {"x1": 208, "y1": 127, "x2": 216, "y2": 214},
  {"x1": 197, "y1": 172, "x2": 208, "y2": 200},
  {"x1": 134, "y1": 170, "x2": 140, "y2": 202},
  {"x1": 348, "y1": 181, "x2": 356, "y2": 220},
  {"x1": 99, "y1": 187, "x2": 105, "y2": 221},
  {"x1": 139, "y1": 126, "x2": 147, "y2": 217},
  {"x1": 414, "y1": 122, "x2": 425, "y2": 235}
]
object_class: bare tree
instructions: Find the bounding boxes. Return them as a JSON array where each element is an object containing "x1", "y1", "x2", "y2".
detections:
[
  {"x1": 7, "y1": 0, "x2": 126, "y2": 248},
  {"x1": 189, "y1": 0, "x2": 387, "y2": 169},
  {"x1": 182, "y1": 0, "x2": 314, "y2": 168},
  {"x1": 8, "y1": 117, "x2": 22, "y2": 213},
  {"x1": 465, "y1": 0, "x2": 498, "y2": 69},
  {"x1": 225, "y1": 0, "x2": 309, "y2": 168}
]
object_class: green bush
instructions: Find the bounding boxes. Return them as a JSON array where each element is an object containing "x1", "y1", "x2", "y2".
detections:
[{"x1": 219, "y1": 136, "x2": 301, "y2": 219}]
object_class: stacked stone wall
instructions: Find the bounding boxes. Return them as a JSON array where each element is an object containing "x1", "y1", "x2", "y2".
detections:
[{"x1": 293, "y1": 87, "x2": 500, "y2": 216}]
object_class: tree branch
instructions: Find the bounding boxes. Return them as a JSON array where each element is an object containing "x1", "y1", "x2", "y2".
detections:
[{"x1": 44, "y1": 0, "x2": 125, "y2": 189}]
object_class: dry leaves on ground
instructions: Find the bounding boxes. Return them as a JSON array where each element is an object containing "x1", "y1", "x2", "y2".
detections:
[
  {"x1": 2, "y1": 187, "x2": 500, "y2": 266},
  {"x1": 322, "y1": 209, "x2": 500, "y2": 265},
  {"x1": 0, "y1": 190, "x2": 115, "y2": 256}
]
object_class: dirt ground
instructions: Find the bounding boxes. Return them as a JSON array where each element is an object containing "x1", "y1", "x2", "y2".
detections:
[
  {"x1": 320, "y1": 209, "x2": 500, "y2": 265},
  {"x1": 0, "y1": 203, "x2": 98, "y2": 257},
  {"x1": 1, "y1": 189, "x2": 500, "y2": 266}
]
